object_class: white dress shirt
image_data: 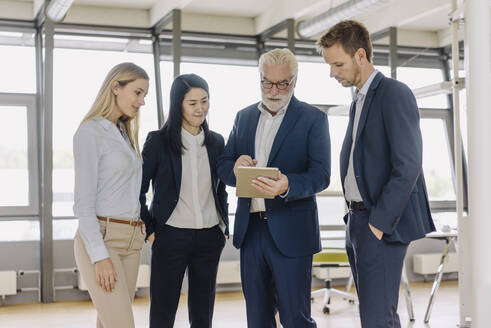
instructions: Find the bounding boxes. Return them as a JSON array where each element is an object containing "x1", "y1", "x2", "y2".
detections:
[
  {"x1": 166, "y1": 128, "x2": 221, "y2": 229},
  {"x1": 73, "y1": 117, "x2": 142, "y2": 263},
  {"x1": 250, "y1": 99, "x2": 291, "y2": 213},
  {"x1": 344, "y1": 70, "x2": 378, "y2": 202}
]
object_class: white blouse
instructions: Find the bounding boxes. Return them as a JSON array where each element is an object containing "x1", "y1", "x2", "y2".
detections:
[
  {"x1": 166, "y1": 128, "x2": 220, "y2": 229},
  {"x1": 73, "y1": 117, "x2": 142, "y2": 263}
]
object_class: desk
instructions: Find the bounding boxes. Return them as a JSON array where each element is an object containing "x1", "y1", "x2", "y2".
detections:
[{"x1": 423, "y1": 230, "x2": 458, "y2": 323}]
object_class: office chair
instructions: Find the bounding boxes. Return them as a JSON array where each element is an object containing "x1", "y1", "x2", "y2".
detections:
[{"x1": 311, "y1": 248, "x2": 357, "y2": 314}]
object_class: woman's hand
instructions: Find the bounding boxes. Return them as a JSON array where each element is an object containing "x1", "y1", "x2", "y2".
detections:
[
  {"x1": 147, "y1": 232, "x2": 155, "y2": 245},
  {"x1": 94, "y1": 258, "x2": 117, "y2": 292}
]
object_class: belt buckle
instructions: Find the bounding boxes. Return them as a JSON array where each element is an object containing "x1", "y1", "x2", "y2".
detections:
[
  {"x1": 349, "y1": 201, "x2": 365, "y2": 212},
  {"x1": 348, "y1": 202, "x2": 357, "y2": 212}
]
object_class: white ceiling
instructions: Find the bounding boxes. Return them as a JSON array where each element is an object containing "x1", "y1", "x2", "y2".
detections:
[
  {"x1": 74, "y1": 0, "x2": 158, "y2": 9},
  {"x1": 56, "y1": 0, "x2": 278, "y2": 16},
  {"x1": 184, "y1": 0, "x2": 277, "y2": 17},
  {"x1": 0, "y1": 0, "x2": 479, "y2": 47}
]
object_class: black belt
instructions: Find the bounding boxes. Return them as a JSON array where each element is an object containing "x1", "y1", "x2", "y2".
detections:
[
  {"x1": 348, "y1": 201, "x2": 367, "y2": 212},
  {"x1": 250, "y1": 211, "x2": 267, "y2": 220}
]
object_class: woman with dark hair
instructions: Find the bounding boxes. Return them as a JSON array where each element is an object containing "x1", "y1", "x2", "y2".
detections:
[{"x1": 139, "y1": 73, "x2": 228, "y2": 327}]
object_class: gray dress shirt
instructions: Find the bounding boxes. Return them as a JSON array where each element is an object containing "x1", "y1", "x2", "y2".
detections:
[{"x1": 344, "y1": 70, "x2": 378, "y2": 202}]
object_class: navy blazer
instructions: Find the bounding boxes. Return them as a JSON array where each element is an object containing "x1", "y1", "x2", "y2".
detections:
[
  {"x1": 139, "y1": 129, "x2": 229, "y2": 238},
  {"x1": 217, "y1": 96, "x2": 331, "y2": 258},
  {"x1": 340, "y1": 72, "x2": 435, "y2": 243}
]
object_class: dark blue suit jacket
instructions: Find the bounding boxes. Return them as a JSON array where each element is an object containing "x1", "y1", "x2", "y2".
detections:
[
  {"x1": 340, "y1": 72, "x2": 435, "y2": 243},
  {"x1": 139, "y1": 129, "x2": 229, "y2": 238},
  {"x1": 217, "y1": 96, "x2": 331, "y2": 258}
]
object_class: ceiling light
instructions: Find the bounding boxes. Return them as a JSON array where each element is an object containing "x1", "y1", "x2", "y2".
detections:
[
  {"x1": 45, "y1": 0, "x2": 75, "y2": 23},
  {"x1": 297, "y1": 0, "x2": 390, "y2": 38}
]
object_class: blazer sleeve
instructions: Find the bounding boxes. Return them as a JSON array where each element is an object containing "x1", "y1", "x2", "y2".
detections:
[
  {"x1": 139, "y1": 131, "x2": 160, "y2": 239},
  {"x1": 369, "y1": 82, "x2": 423, "y2": 235},
  {"x1": 217, "y1": 113, "x2": 240, "y2": 187},
  {"x1": 284, "y1": 110, "x2": 331, "y2": 201},
  {"x1": 216, "y1": 135, "x2": 229, "y2": 217}
]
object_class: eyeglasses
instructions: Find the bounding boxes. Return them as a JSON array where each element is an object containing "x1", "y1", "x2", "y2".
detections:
[{"x1": 260, "y1": 76, "x2": 296, "y2": 90}]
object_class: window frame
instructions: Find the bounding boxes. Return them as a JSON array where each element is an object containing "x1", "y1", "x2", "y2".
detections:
[{"x1": 0, "y1": 92, "x2": 39, "y2": 217}]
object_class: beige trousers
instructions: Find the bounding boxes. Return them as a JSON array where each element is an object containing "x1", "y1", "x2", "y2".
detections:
[{"x1": 74, "y1": 219, "x2": 145, "y2": 328}]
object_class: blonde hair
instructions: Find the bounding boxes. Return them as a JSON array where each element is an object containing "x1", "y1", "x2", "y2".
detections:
[
  {"x1": 81, "y1": 62, "x2": 149, "y2": 157},
  {"x1": 258, "y1": 48, "x2": 298, "y2": 77}
]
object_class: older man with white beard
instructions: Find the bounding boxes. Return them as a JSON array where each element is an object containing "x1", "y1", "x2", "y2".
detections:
[{"x1": 218, "y1": 48, "x2": 331, "y2": 328}]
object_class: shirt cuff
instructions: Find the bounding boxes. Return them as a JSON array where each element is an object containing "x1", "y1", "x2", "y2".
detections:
[
  {"x1": 87, "y1": 245, "x2": 110, "y2": 264},
  {"x1": 279, "y1": 187, "x2": 290, "y2": 198}
]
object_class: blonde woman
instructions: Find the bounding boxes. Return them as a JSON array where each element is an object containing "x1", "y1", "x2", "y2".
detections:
[{"x1": 73, "y1": 62, "x2": 149, "y2": 328}]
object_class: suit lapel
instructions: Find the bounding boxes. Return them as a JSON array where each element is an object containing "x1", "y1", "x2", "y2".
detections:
[
  {"x1": 267, "y1": 96, "x2": 300, "y2": 166},
  {"x1": 340, "y1": 100, "x2": 356, "y2": 185},
  {"x1": 169, "y1": 150, "x2": 182, "y2": 193},
  {"x1": 354, "y1": 72, "x2": 384, "y2": 145}
]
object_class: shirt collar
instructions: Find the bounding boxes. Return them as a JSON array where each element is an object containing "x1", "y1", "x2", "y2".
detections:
[
  {"x1": 96, "y1": 117, "x2": 114, "y2": 130},
  {"x1": 356, "y1": 69, "x2": 378, "y2": 99},
  {"x1": 181, "y1": 127, "x2": 205, "y2": 146},
  {"x1": 96, "y1": 116, "x2": 126, "y2": 133}
]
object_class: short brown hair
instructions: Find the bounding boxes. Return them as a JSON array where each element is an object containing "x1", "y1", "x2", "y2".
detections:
[{"x1": 316, "y1": 20, "x2": 373, "y2": 63}]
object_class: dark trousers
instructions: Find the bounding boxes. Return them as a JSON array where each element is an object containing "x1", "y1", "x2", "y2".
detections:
[
  {"x1": 240, "y1": 213, "x2": 317, "y2": 328},
  {"x1": 346, "y1": 210, "x2": 408, "y2": 328},
  {"x1": 150, "y1": 224, "x2": 225, "y2": 328}
]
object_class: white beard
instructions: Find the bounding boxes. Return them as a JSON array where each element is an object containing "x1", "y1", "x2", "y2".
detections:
[{"x1": 261, "y1": 90, "x2": 293, "y2": 112}]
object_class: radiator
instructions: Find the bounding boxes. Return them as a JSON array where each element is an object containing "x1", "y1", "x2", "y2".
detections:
[
  {"x1": 78, "y1": 264, "x2": 151, "y2": 291},
  {"x1": 0, "y1": 271, "x2": 17, "y2": 296},
  {"x1": 412, "y1": 252, "x2": 458, "y2": 275},
  {"x1": 216, "y1": 260, "x2": 241, "y2": 284}
]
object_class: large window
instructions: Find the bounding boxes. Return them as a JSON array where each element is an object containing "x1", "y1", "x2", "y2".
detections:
[
  {"x1": 0, "y1": 221, "x2": 39, "y2": 241},
  {"x1": 375, "y1": 66, "x2": 448, "y2": 109},
  {"x1": 0, "y1": 43, "x2": 39, "y2": 242},
  {"x1": 0, "y1": 95, "x2": 38, "y2": 216},
  {"x1": 397, "y1": 67, "x2": 448, "y2": 109},
  {"x1": 296, "y1": 62, "x2": 351, "y2": 105},
  {"x1": 420, "y1": 118, "x2": 455, "y2": 200},
  {"x1": 0, "y1": 45, "x2": 36, "y2": 94},
  {"x1": 1, "y1": 106, "x2": 29, "y2": 207}
]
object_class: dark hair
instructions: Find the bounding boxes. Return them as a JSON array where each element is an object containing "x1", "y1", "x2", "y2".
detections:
[
  {"x1": 316, "y1": 20, "x2": 373, "y2": 63},
  {"x1": 162, "y1": 73, "x2": 211, "y2": 155}
]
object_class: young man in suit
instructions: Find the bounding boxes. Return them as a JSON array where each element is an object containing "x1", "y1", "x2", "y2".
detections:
[
  {"x1": 317, "y1": 20, "x2": 435, "y2": 328},
  {"x1": 217, "y1": 48, "x2": 331, "y2": 328}
]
